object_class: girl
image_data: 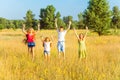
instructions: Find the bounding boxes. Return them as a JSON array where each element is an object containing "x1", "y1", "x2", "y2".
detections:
[
  {"x1": 73, "y1": 27, "x2": 88, "y2": 59},
  {"x1": 41, "y1": 36, "x2": 52, "y2": 61},
  {"x1": 22, "y1": 24, "x2": 40, "y2": 61}
]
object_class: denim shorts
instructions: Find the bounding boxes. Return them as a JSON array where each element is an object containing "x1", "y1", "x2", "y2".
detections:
[
  {"x1": 28, "y1": 42, "x2": 35, "y2": 47},
  {"x1": 44, "y1": 50, "x2": 50, "y2": 54},
  {"x1": 57, "y1": 41, "x2": 65, "y2": 52}
]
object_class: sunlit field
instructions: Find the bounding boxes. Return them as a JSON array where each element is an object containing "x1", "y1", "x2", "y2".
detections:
[{"x1": 0, "y1": 29, "x2": 120, "y2": 80}]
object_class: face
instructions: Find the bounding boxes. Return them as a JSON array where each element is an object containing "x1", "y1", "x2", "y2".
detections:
[
  {"x1": 79, "y1": 34, "x2": 84, "y2": 39},
  {"x1": 46, "y1": 38, "x2": 50, "y2": 42},
  {"x1": 29, "y1": 28, "x2": 33, "y2": 33},
  {"x1": 59, "y1": 28, "x2": 64, "y2": 32}
]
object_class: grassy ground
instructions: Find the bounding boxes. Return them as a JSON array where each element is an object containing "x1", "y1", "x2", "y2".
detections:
[{"x1": 0, "y1": 29, "x2": 120, "y2": 80}]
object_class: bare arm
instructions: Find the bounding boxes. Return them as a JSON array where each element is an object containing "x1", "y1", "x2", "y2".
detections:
[
  {"x1": 84, "y1": 26, "x2": 88, "y2": 39},
  {"x1": 22, "y1": 24, "x2": 27, "y2": 34},
  {"x1": 50, "y1": 35, "x2": 54, "y2": 42},
  {"x1": 41, "y1": 36, "x2": 44, "y2": 42},
  {"x1": 73, "y1": 28, "x2": 79, "y2": 40},
  {"x1": 55, "y1": 18, "x2": 58, "y2": 31},
  {"x1": 66, "y1": 21, "x2": 72, "y2": 32},
  {"x1": 36, "y1": 23, "x2": 40, "y2": 33}
]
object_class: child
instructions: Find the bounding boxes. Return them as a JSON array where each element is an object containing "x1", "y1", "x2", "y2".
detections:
[
  {"x1": 73, "y1": 27, "x2": 88, "y2": 59},
  {"x1": 22, "y1": 24, "x2": 40, "y2": 61},
  {"x1": 41, "y1": 36, "x2": 52, "y2": 61},
  {"x1": 55, "y1": 18, "x2": 72, "y2": 59}
]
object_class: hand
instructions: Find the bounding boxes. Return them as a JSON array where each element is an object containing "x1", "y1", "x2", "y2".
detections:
[
  {"x1": 22, "y1": 24, "x2": 25, "y2": 28},
  {"x1": 41, "y1": 36, "x2": 44, "y2": 40},
  {"x1": 73, "y1": 27, "x2": 75, "y2": 30},
  {"x1": 69, "y1": 21, "x2": 72, "y2": 25},
  {"x1": 55, "y1": 18, "x2": 57, "y2": 23},
  {"x1": 86, "y1": 26, "x2": 88, "y2": 30},
  {"x1": 38, "y1": 23, "x2": 40, "y2": 27}
]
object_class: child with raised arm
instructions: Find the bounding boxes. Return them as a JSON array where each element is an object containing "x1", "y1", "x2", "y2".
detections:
[
  {"x1": 73, "y1": 27, "x2": 88, "y2": 59},
  {"x1": 22, "y1": 24, "x2": 40, "y2": 61},
  {"x1": 55, "y1": 18, "x2": 72, "y2": 59},
  {"x1": 41, "y1": 36, "x2": 53, "y2": 62}
]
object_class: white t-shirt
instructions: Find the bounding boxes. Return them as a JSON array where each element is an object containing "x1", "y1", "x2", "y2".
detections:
[
  {"x1": 44, "y1": 42, "x2": 51, "y2": 51},
  {"x1": 58, "y1": 30, "x2": 67, "y2": 41}
]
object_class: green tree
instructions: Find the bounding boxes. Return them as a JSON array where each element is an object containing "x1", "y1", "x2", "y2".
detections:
[
  {"x1": 83, "y1": 0, "x2": 111, "y2": 35},
  {"x1": 63, "y1": 16, "x2": 72, "y2": 24},
  {"x1": 24, "y1": 10, "x2": 37, "y2": 29},
  {"x1": 63, "y1": 16, "x2": 73, "y2": 28},
  {"x1": 13, "y1": 20, "x2": 24, "y2": 29},
  {"x1": 6, "y1": 20, "x2": 15, "y2": 29},
  {"x1": 0, "y1": 17, "x2": 7, "y2": 29},
  {"x1": 78, "y1": 13, "x2": 85, "y2": 29},
  {"x1": 111, "y1": 6, "x2": 120, "y2": 32},
  {"x1": 55, "y1": 12, "x2": 65, "y2": 27},
  {"x1": 40, "y1": 5, "x2": 56, "y2": 29},
  {"x1": 0, "y1": 24, "x2": 4, "y2": 29}
]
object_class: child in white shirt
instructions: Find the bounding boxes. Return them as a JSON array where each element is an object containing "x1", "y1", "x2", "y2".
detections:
[
  {"x1": 42, "y1": 37, "x2": 52, "y2": 61},
  {"x1": 55, "y1": 18, "x2": 72, "y2": 59}
]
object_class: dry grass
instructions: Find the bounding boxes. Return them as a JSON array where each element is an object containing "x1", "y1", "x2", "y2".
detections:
[{"x1": 0, "y1": 29, "x2": 120, "y2": 80}]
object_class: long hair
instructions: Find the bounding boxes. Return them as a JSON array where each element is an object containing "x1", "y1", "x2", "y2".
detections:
[
  {"x1": 23, "y1": 28, "x2": 36, "y2": 44},
  {"x1": 79, "y1": 33, "x2": 84, "y2": 40}
]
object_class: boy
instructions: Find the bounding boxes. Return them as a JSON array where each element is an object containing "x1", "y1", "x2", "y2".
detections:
[{"x1": 55, "y1": 18, "x2": 72, "y2": 59}]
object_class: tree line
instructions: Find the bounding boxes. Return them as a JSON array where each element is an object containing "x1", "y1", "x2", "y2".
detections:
[{"x1": 0, "y1": 0, "x2": 120, "y2": 35}]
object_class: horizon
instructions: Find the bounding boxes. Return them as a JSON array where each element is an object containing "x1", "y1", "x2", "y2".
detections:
[{"x1": 0, "y1": 0, "x2": 120, "y2": 20}]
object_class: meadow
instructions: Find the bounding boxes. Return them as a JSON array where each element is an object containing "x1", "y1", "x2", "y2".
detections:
[{"x1": 0, "y1": 29, "x2": 120, "y2": 80}]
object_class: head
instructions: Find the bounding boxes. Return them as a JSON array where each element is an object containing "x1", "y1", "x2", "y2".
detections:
[
  {"x1": 27, "y1": 28, "x2": 35, "y2": 34},
  {"x1": 79, "y1": 33, "x2": 84, "y2": 39},
  {"x1": 59, "y1": 26, "x2": 64, "y2": 32},
  {"x1": 45, "y1": 37, "x2": 50, "y2": 42}
]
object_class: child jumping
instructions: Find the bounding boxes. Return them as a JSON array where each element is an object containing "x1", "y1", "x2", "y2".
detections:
[
  {"x1": 22, "y1": 24, "x2": 40, "y2": 61},
  {"x1": 41, "y1": 36, "x2": 53, "y2": 61},
  {"x1": 73, "y1": 27, "x2": 88, "y2": 59},
  {"x1": 55, "y1": 18, "x2": 72, "y2": 59}
]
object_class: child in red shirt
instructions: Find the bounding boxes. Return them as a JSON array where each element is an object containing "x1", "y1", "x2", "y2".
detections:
[{"x1": 22, "y1": 24, "x2": 40, "y2": 61}]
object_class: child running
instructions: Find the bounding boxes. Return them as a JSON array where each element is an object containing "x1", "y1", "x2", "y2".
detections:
[
  {"x1": 73, "y1": 26, "x2": 88, "y2": 60},
  {"x1": 41, "y1": 36, "x2": 53, "y2": 62},
  {"x1": 22, "y1": 24, "x2": 40, "y2": 61},
  {"x1": 55, "y1": 18, "x2": 72, "y2": 59}
]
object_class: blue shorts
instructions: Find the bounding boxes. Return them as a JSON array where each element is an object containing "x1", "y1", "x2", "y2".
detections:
[
  {"x1": 28, "y1": 42, "x2": 35, "y2": 47},
  {"x1": 57, "y1": 41, "x2": 65, "y2": 52},
  {"x1": 44, "y1": 50, "x2": 50, "y2": 54}
]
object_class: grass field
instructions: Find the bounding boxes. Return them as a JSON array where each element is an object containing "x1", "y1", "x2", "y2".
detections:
[{"x1": 0, "y1": 29, "x2": 120, "y2": 80}]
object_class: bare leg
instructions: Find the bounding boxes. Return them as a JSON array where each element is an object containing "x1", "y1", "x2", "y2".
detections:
[
  {"x1": 31, "y1": 47, "x2": 35, "y2": 61},
  {"x1": 28, "y1": 47, "x2": 31, "y2": 56},
  {"x1": 44, "y1": 53, "x2": 47, "y2": 62},
  {"x1": 62, "y1": 51, "x2": 65, "y2": 60},
  {"x1": 47, "y1": 54, "x2": 50, "y2": 62}
]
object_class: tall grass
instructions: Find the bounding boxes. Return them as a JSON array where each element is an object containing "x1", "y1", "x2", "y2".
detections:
[{"x1": 0, "y1": 29, "x2": 120, "y2": 80}]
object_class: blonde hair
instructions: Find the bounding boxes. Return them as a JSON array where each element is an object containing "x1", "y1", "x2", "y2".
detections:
[
  {"x1": 26, "y1": 28, "x2": 36, "y2": 40},
  {"x1": 27, "y1": 28, "x2": 35, "y2": 34}
]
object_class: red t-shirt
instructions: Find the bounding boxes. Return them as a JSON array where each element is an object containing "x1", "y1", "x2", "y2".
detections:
[{"x1": 26, "y1": 34, "x2": 35, "y2": 42}]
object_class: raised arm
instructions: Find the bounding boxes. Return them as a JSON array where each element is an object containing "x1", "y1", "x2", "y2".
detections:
[
  {"x1": 36, "y1": 23, "x2": 40, "y2": 33},
  {"x1": 66, "y1": 21, "x2": 72, "y2": 32},
  {"x1": 73, "y1": 28, "x2": 79, "y2": 40},
  {"x1": 55, "y1": 18, "x2": 58, "y2": 31},
  {"x1": 50, "y1": 35, "x2": 54, "y2": 42},
  {"x1": 22, "y1": 24, "x2": 27, "y2": 34},
  {"x1": 84, "y1": 26, "x2": 88, "y2": 39},
  {"x1": 41, "y1": 36, "x2": 44, "y2": 42}
]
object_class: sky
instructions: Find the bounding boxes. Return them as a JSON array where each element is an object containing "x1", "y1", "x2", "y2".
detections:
[{"x1": 0, "y1": 0, "x2": 120, "y2": 20}]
